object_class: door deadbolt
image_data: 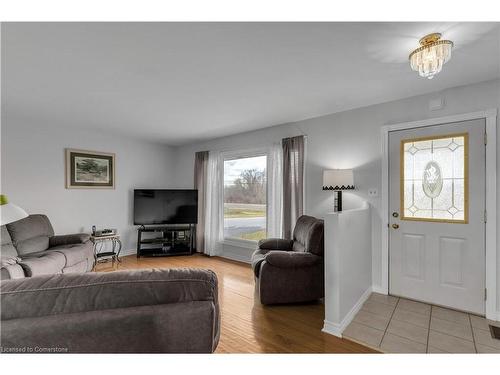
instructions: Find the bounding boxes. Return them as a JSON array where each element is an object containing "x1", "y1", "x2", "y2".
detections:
[
  {"x1": 392, "y1": 212, "x2": 399, "y2": 218},
  {"x1": 392, "y1": 224, "x2": 399, "y2": 229}
]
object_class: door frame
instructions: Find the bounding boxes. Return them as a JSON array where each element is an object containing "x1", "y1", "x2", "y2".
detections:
[{"x1": 380, "y1": 109, "x2": 497, "y2": 320}]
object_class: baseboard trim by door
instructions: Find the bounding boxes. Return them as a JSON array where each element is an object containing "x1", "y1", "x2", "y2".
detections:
[
  {"x1": 371, "y1": 285, "x2": 387, "y2": 295},
  {"x1": 493, "y1": 310, "x2": 500, "y2": 322},
  {"x1": 322, "y1": 286, "x2": 372, "y2": 338}
]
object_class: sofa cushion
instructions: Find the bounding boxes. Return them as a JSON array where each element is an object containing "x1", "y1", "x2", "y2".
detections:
[
  {"x1": 62, "y1": 258, "x2": 92, "y2": 274},
  {"x1": 14, "y1": 235, "x2": 51, "y2": 255},
  {"x1": 49, "y1": 242, "x2": 94, "y2": 267},
  {"x1": 1, "y1": 228, "x2": 24, "y2": 279},
  {"x1": 1, "y1": 227, "x2": 20, "y2": 268},
  {"x1": 292, "y1": 216, "x2": 317, "y2": 245},
  {"x1": 1, "y1": 226, "x2": 18, "y2": 258},
  {"x1": 292, "y1": 216, "x2": 324, "y2": 256},
  {"x1": 19, "y1": 251, "x2": 66, "y2": 277},
  {"x1": 258, "y1": 238, "x2": 294, "y2": 251},
  {"x1": 0, "y1": 268, "x2": 218, "y2": 321},
  {"x1": 49, "y1": 233, "x2": 91, "y2": 247},
  {"x1": 292, "y1": 242, "x2": 306, "y2": 253},
  {"x1": 6, "y1": 215, "x2": 54, "y2": 255},
  {"x1": 265, "y1": 251, "x2": 321, "y2": 268}
]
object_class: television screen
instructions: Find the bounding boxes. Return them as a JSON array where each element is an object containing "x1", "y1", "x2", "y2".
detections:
[{"x1": 134, "y1": 189, "x2": 198, "y2": 225}]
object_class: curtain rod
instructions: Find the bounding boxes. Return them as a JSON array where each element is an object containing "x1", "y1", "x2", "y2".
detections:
[{"x1": 194, "y1": 133, "x2": 308, "y2": 154}]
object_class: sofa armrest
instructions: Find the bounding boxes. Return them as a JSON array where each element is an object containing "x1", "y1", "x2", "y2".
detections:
[
  {"x1": 1, "y1": 268, "x2": 218, "y2": 321},
  {"x1": 265, "y1": 251, "x2": 321, "y2": 268},
  {"x1": 49, "y1": 233, "x2": 90, "y2": 247},
  {"x1": 258, "y1": 238, "x2": 294, "y2": 251},
  {"x1": 1, "y1": 255, "x2": 21, "y2": 267},
  {"x1": 1, "y1": 263, "x2": 25, "y2": 280}
]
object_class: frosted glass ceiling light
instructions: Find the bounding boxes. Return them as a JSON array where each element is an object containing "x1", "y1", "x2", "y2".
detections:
[{"x1": 409, "y1": 33, "x2": 453, "y2": 79}]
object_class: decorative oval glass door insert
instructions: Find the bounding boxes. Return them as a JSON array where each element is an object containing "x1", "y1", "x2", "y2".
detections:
[
  {"x1": 401, "y1": 133, "x2": 468, "y2": 222},
  {"x1": 422, "y1": 161, "x2": 443, "y2": 198}
]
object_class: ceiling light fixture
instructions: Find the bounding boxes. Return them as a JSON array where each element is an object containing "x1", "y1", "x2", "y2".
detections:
[{"x1": 409, "y1": 33, "x2": 453, "y2": 79}]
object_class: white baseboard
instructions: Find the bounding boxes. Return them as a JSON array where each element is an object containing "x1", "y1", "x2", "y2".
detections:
[
  {"x1": 219, "y1": 251, "x2": 251, "y2": 264},
  {"x1": 322, "y1": 320, "x2": 344, "y2": 338},
  {"x1": 118, "y1": 248, "x2": 136, "y2": 257},
  {"x1": 117, "y1": 248, "x2": 252, "y2": 264},
  {"x1": 371, "y1": 285, "x2": 388, "y2": 295},
  {"x1": 322, "y1": 286, "x2": 372, "y2": 338},
  {"x1": 492, "y1": 311, "x2": 500, "y2": 322}
]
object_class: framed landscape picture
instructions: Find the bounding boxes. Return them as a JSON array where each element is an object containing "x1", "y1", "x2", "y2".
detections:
[{"x1": 65, "y1": 149, "x2": 115, "y2": 189}]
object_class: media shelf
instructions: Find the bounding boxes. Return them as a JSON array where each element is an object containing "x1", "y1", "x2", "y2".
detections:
[{"x1": 136, "y1": 224, "x2": 195, "y2": 258}]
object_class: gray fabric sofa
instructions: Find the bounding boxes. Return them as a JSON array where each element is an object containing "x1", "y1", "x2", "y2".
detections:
[
  {"x1": 1, "y1": 214, "x2": 94, "y2": 280},
  {"x1": 1, "y1": 268, "x2": 220, "y2": 353},
  {"x1": 251, "y1": 215, "x2": 324, "y2": 305}
]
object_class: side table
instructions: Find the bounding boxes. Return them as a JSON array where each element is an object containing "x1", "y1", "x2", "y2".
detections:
[{"x1": 91, "y1": 234, "x2": 122, "y2": 268}]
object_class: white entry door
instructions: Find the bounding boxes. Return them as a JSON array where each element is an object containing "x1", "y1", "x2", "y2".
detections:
[{"x1": 389, "y1": 119, "x2": 486, "y2": 315}]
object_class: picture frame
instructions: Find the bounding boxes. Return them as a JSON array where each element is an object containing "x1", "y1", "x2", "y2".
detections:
[{"x1": 65, "y1": 148, "x2": 115, "y2": 189}]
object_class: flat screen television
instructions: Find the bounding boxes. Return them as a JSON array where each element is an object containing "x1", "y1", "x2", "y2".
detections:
[{"x1": 134, "y1": 189, "x2": 198, "y2": 225}]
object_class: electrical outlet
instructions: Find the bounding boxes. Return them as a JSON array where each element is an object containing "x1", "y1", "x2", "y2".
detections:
[{"x1": 368, "y1": 188, "x2": 378, "y2": 197}]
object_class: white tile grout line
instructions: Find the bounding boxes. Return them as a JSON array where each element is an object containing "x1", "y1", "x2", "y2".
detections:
[
  {"x1": 426, "y1": 305, "x2": 432, "y2": 353},
  {"x1": 427, "y1": 310, "x2": 477, "y2": 344},
  {"x1": 352, "y1": 297, "x2": 492, "y2": 353},
  {"x1": 378, "y1": 297, "x2": 400, "y2": 348},
  {"x1": 468, "y1": 314, "x2": 478, "y2": 353},
  {"x1": 345, "y1": 297, "x2": 392, "y2": 336}
]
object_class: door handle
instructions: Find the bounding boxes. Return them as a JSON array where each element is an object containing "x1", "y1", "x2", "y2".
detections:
[{"x1": 392, "y1": 224, "x2": 399, "y2": 229}]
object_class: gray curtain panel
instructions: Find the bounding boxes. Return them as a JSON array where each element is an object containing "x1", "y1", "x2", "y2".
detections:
[
  {"x1": 282, "y1": 135, "x2": 305, "y2": 239},
  {"x1": 194, "y1": 151, "x2": 209, "y2": 253}
]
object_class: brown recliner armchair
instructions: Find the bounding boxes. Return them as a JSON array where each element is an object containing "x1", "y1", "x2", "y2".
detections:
[{"x1": 251, "y1": 215, "x2": 324, "y2": 305}]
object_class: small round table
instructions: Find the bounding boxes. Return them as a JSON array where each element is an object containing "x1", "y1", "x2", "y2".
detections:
[{"x1": 91, "y1": 234, "x2": 122, "y2": 268}]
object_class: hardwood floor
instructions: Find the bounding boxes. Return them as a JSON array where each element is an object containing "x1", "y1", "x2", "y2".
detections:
[{"x1": 94, "y1": 254, "x2": 376, "y2": 353}]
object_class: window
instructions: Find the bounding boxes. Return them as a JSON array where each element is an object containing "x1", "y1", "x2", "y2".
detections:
[
  {"x1": 223, "y1": 153, "x2": 267, "y2": 241},
  {"x1": 401, "y1": 133, "x2": 468, "y2": 223}
]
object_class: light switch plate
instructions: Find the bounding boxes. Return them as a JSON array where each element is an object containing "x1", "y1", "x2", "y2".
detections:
[{"x1": 368, "y1": 188, "x2": 378, "y2": 197}]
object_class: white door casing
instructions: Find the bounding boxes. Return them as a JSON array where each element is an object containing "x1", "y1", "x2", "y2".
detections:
[
  {"x1": 380, "y1": 109, "x2": 497, "y2": 320},
  {"x1": 389, "y1": 119, "x2": 485, "y2": 314}
]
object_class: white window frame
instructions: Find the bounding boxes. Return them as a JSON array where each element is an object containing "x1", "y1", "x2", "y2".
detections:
[{"x1": 221, "y1": 147, "x2": 270, "y2": 247}]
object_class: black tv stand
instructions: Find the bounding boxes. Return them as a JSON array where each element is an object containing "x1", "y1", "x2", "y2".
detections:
[{"x1": 136, "y1": 224, "x2": 195, "y2": 258}]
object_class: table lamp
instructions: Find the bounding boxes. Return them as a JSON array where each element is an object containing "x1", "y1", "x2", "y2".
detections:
[
  {"x1": 322, "y1": 169, "x2": 354, "y2": 212},
  {"x1": 0, "y1": 195, "x2": 28, "y2": 225}
]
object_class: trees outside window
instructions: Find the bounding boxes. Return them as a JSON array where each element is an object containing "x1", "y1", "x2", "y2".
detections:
[{"x1": 223, "y1": 155, "x2": 267, "y2": 241}]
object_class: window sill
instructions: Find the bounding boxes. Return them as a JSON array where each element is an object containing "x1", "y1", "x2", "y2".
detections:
[{"x1": 221, "y1": 238, "x2": 259, "y2": 250}]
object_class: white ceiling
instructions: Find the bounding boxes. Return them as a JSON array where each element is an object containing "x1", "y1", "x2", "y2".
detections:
[{"x1": 2, "y1": 22, "x2": 499, "y2": 145}]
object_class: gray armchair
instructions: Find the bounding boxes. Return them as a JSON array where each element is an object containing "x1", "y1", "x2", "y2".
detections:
[{"x1": 251, "y1": 215, "x2": 324, "y2": 304}]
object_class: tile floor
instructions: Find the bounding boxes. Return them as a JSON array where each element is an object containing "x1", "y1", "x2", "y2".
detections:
[{"x1": 343, "y1": 293, "x2": 500, "y2": 353}]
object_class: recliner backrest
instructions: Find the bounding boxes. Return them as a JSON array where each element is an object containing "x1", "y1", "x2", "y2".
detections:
[
  {"x1": 1, "y1": 225, "x2": 18, "y2": 258},
  {"x1": 6, "y1": 214, "x2": 54, "y2": 256},
  {"x1": 292, "y1": 215, "x2": 324, "y2": 256}
]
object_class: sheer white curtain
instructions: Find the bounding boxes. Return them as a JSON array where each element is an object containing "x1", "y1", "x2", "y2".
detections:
[
  {"x1": 204, "y1": 150, "x2": 223, "y2": 256},
  {"x1": 267, "y1": 143, "x2": 283, "y2": 238}
]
